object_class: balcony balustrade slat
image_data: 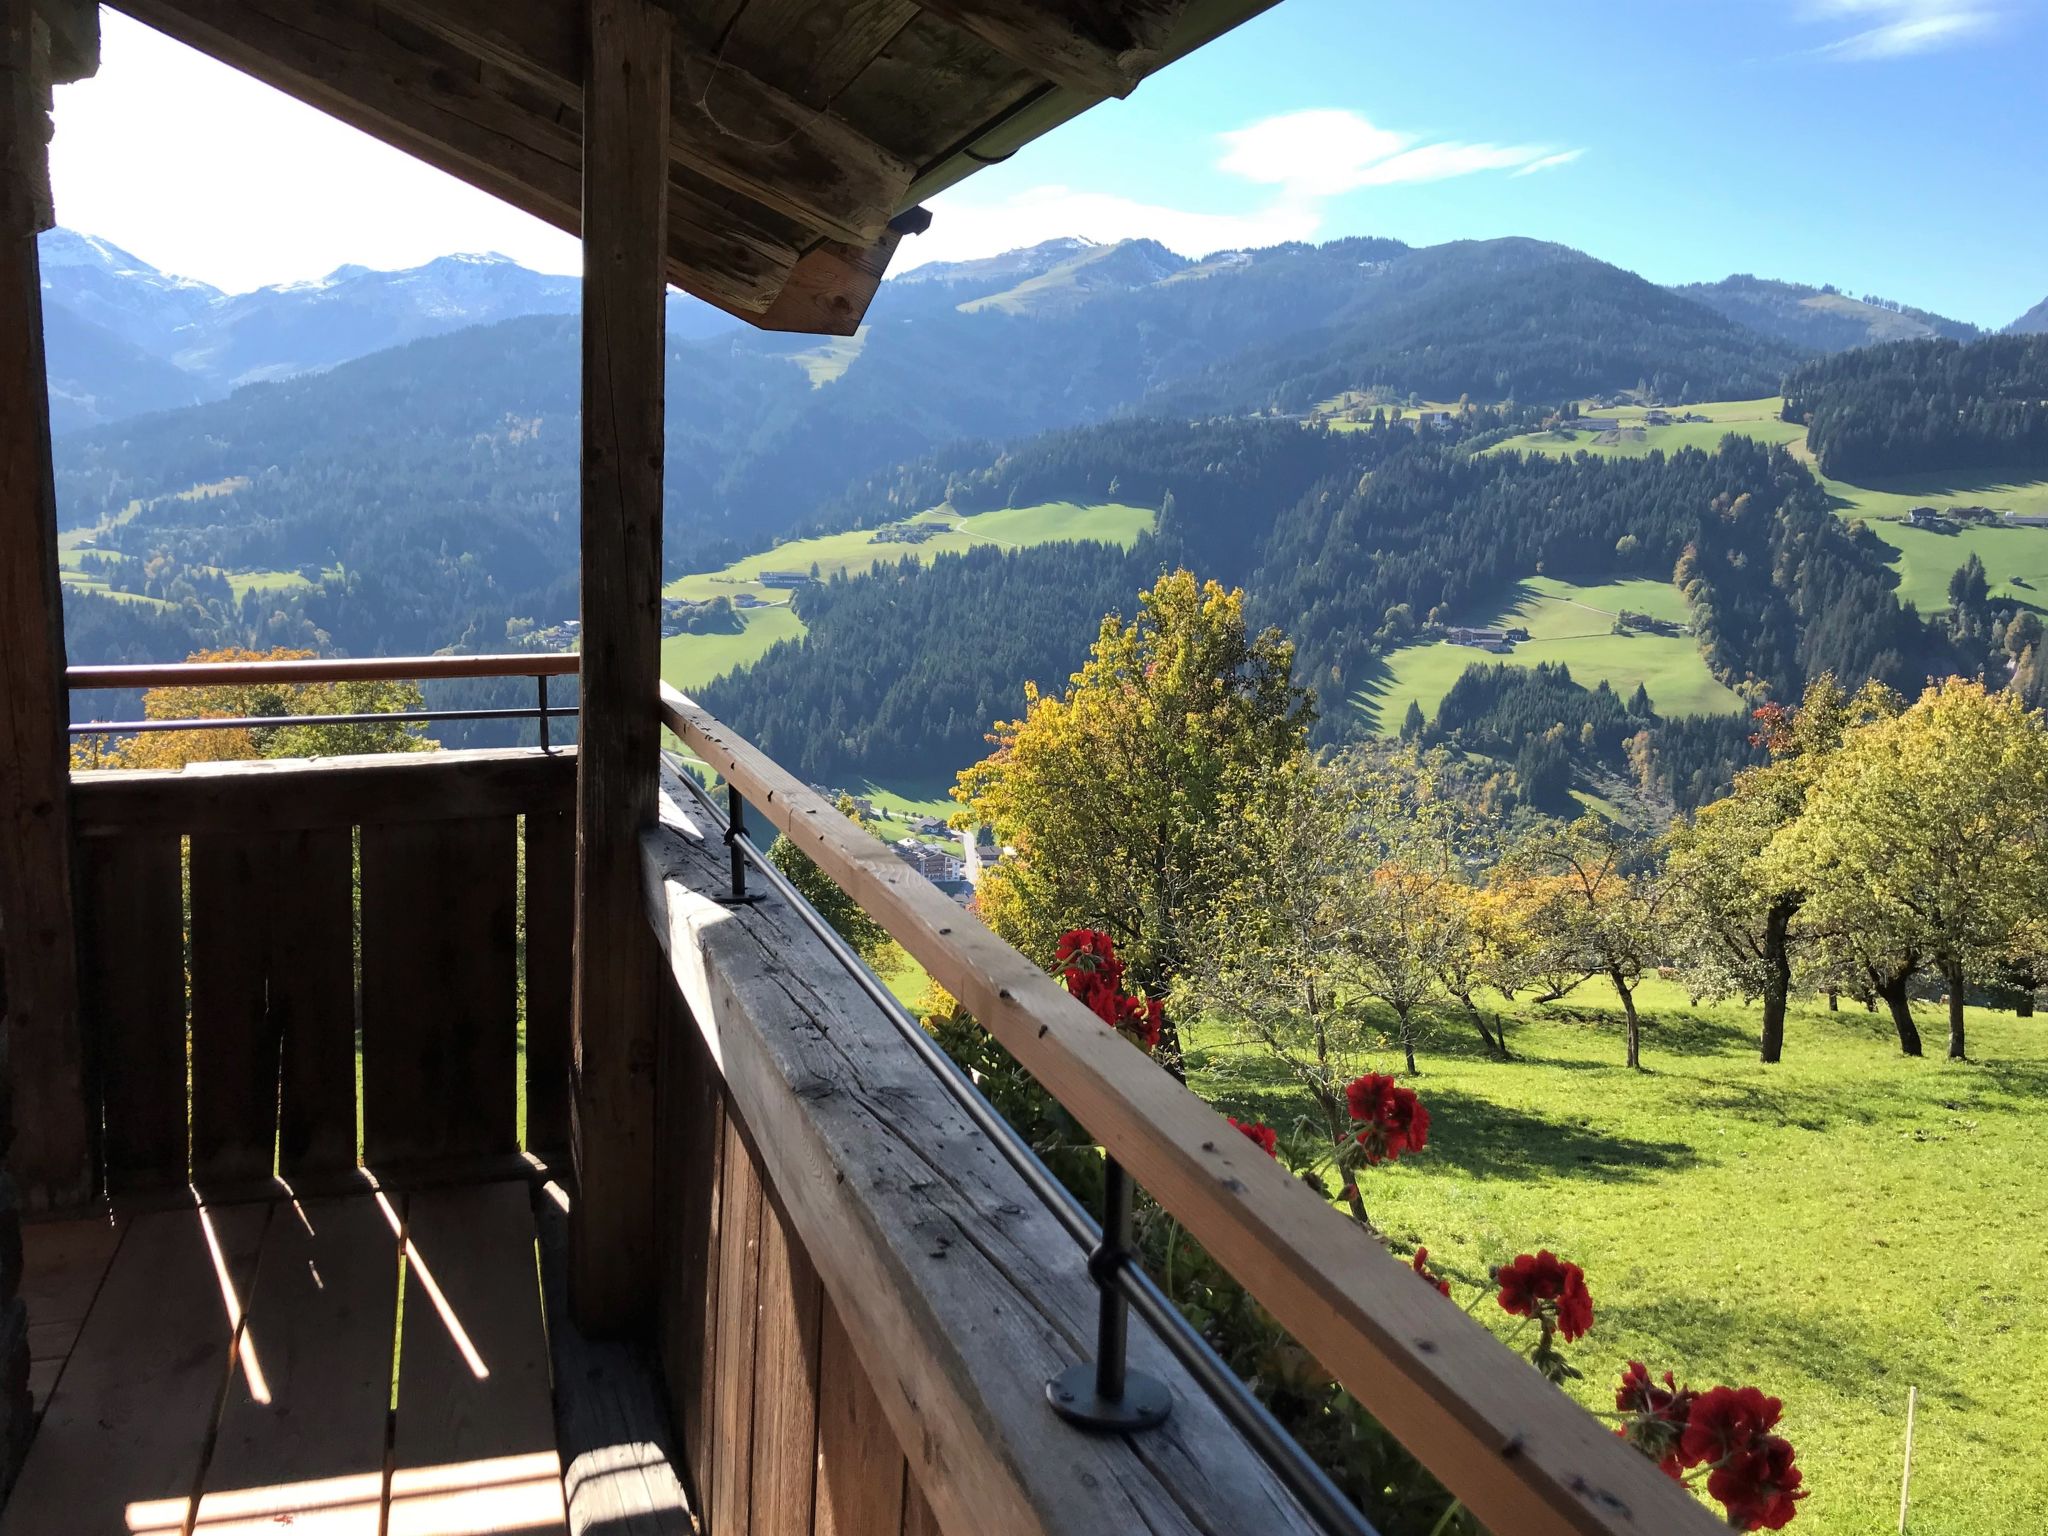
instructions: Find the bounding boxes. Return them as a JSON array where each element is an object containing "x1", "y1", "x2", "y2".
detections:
[
  {"x1": 812, "y1": 1302, "x2": 909, "y2": 1536},
  {"x1": 74, "y1": 831, "x2": 186, "y2": 1190},
  {"x1": 361, "y1": 816, "x2": 520, "y2": 1165},
  {"x1": 189, "y1": 831, "x2": 283, "y2": 1186},
  {"x1": 706, "y1": 1113, "x2": 766, "y2": 1536},
  {"x1": 521, "y1": 807, "x2": 576, "y2": 1158},
  {"x1": 654, "y1": 1002, "x2": 726, "y2": 1509},
  {"x1": 273, "y1": 827, "x2": 359, "y2": 1179},
  {"x1": 749, "y1": 1183, "x2": 826, "y2": 1536}
]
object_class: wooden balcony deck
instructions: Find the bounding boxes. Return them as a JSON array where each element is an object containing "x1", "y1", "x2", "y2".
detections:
[{"x1": 5, "y1": 1173, "x2": 690, "y2": 1536}]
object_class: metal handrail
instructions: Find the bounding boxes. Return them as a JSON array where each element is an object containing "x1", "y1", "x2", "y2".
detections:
[
  {"x1": 663, "y1": 754, "x2": 1380, "y2": 1536},
  {"x1": 64, "y1": 653, "x2": 579, "y2": 749}
]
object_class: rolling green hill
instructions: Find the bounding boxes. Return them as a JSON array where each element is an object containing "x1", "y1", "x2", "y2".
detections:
[
  {"x1": 659, "y1": 500, "x2": 1153, "y2": 691},
  {"x1": 1490, "y1": 397, "x2": 1804, "y2": 459},
  {"x1": 1355, "y1": 576, "x2": 1747, "y2": 735}
]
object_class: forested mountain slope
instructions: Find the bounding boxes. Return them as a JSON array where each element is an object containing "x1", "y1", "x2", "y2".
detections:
[{"x1": 1675, "y1": 275, "x2": 1978, "y2": 353}]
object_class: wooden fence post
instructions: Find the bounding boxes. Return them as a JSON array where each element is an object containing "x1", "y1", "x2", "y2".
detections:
[
  {"x1": 571, "y1": 0, "x2": 670, "y2": 1330},
  {"x1": 1, "y1": 0, "x2": 93, "y2": 1217}
]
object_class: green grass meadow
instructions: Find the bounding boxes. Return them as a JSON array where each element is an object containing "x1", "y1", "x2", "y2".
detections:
[
  {"x1": 1185, "y1": 978, "x2": 2048, "y2": 1536},
  {"x1": 1492, "y1": 397, "x2": 1805, "y2": 461},
  {"x1": 1355, "y1": 575, "x2": 1746, "y2": 735},
  {"x1": 659, "y1": 500, "x2": 1153, "y2": 694}
]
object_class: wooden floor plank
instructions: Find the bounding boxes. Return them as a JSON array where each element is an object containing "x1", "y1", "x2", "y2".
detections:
[
  {"x1": 18, "y1": 1215, "x2": 122, "y2": 1366},
  {"x1": 0, "y1": 1203, "x2": 269, "y2": 1536},
  {"x1": 389, "y1": 1181, "x2": 565, "y2": 1536},
  {"x1": 193, "y1": 1197, "x2": 400, "y2": 1533}
]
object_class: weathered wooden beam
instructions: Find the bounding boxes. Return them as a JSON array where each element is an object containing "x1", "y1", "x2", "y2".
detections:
[
  {"x1": 659, "y1": 685, "x2": 1726, "y2": 1536},
  {"x1": 570, "y1": 0, "x2": 670, "y2": 1333},
  {"x1": 69, "y1": 747, "x2": 574, "y2": 836},
  {"x1": 378, "y1": 0, "x2": 917, "y2": 245},
  {"x1": 912, "y1": 0, "x2": 1190, "y2": 100},
  {"x1": 748, "y1": 223, "x2": 908, "y2": 336},
  {"x1": 36, "y1": 0, "x2": 96, "y2": 83},
  {"x1": 1, "y1": 0, "x2": 92, "y2": 1213},
  {"x1": 638, "y1": 774, "x2": 1323, "y2": 1536}
]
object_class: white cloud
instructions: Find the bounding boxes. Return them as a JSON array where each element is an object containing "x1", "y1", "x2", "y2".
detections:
[
  {"x1": 903, "y1": 109, "x2": 1583, "y2": 273},
  {"x1": 1804, "y1": 0, "x2": 2001, "y2": 59}
]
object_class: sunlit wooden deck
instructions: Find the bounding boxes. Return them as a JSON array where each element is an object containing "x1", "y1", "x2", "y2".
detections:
[{"x1": 6, "y1": 1174, "x2": 688, "y2": 1536}]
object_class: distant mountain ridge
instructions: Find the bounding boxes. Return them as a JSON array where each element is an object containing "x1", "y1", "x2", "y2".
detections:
[
  {"x1": 36, "y1": 229, "x2": 735, "y2": 433},
  {"x1": 2009, "y1": 296, "x2": 2048, "y2": 335},
  {"x1": 1673, "y1": 274, "x2": 1979, "y2": 353}
]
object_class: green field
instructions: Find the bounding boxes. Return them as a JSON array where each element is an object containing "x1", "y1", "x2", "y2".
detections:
[
  {"x1": 659, "y1": 501, "x2": 1153, "y2": 690},
  {"x1": 1355, "y1": 576, "x2": 1746, "y2": 734},
  {"x1": 1187, "y1": 979, "x2": 2048, "y2": 1536},
  {"x1": 1803, "y1": 464, "x2": 2048, "y2": 611},
  {"x1": 1493, "y1": 397, "x2": 1806, "y2": 460}
]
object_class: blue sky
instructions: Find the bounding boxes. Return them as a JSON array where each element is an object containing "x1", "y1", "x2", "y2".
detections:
[{"x1": 50, "y1": 1, "x2": 2046, "y2": 326}]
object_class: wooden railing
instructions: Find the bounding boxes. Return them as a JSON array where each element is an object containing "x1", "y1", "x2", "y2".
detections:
[
  {"x1": 64, "y1": 656, "x2": 579, "y2": 1195},
  {"x1": 653, "y1": 683, "x2": 1723, "y2": 1536}
]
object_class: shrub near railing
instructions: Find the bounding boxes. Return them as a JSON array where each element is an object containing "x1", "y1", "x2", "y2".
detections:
[{"x1": 919, "y1": 928, "x2": 1808, "y2": 1535}]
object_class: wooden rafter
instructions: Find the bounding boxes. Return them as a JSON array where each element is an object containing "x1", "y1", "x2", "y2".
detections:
[{"x1": 911, "y1": 0, "x2": 1191, "y2": 99}]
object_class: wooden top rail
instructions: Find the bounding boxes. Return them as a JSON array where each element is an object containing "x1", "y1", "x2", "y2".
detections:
[
  {"x1": 658, "y1": 683, "x2": 1720, "y2": 1536},
  {"x1": 67, "y1": 652, "x2": 579, "y2": 690}
]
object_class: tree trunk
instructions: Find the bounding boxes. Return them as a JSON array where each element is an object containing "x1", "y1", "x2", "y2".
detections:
[
  {"x1": 1610, "y1": 967, "x2": 1642, "y2": 1069},
  {"x1": 1943, "y1": 958, "x2": 1968, "y2": 1061},
  {"x1": 1872, "y1": 964, "x2": 1923, "y2": 1056},
  {"x1": 1758, "y1": 898, "x2": 1793, "y2": 1064},
  {"x1": 1826, "y1": 988, "x2": 1839, "y2": 1012},
  {"x1": 1460, "y1": 994, "x2": 1509, "y2": 1060},
  {"x1": 1402, "y1": 1020, "x2": 1418, "y2": 1076}
]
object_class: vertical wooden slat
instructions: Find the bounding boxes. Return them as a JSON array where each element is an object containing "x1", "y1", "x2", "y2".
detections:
[
  {"x1": 656, "y1": 987, "x2": 725, "y2": 1503},
  {"x1": 750, "y1": 1186, "x2": 824, "y2": 1535},
  {"x1": 522, "y1": 807, "x2": 574, "y2": 1156},
  {"x1": 74, "y1": 833, "x2": 186, "y2": 1189},
  {"x1": 813, "y1": 1297, "x2": 907, "y2": 1536},
  {"x1": 571, "y1": 0, "x2": 671, "y2": 1328},
  {"x1": 707, "y1": 1115, "x2": 763, "y2": 1536},
  {"x1": 361, "y1": 816, "x2": 518, "y2": 1166},
  {"x1": 272, "y1": 827, "x2": 357, "y2": 1178},
  {"x1": 188, "y1": 831, "x2": 280, "y2": 1185},
  {"x1": 900, "y1": 1480, "x2": 942, "y2": 1536},
  {"x1": 0, "y1": 6, "x2": 91, "y2": 1210}
]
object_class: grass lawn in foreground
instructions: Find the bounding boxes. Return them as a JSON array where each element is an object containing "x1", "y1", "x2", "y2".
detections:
[
  {"x1": 1354, "y1": 576, "x2": 1746, "y2": 735},
  {"x1": 1184, "y1": 979, "x2": 2048, "y2": 1536}
]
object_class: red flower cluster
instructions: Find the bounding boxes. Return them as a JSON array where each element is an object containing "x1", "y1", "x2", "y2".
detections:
[
  {"x1": 1054, "y1": 929, "x2": 1163, "y2": 1050},
  {"x1": 1229, "y1": 1116, "x2": 1278, "y2": 1157},
  {"x1": 1494, "y1": 1250, "x2": 1593, "y2": 1342},
  {"x1": 1614, "y1": 1371, "x2": 1807, "y2": 1531},
  {"x1": 1344, "y1": 1073, "x2": 1430, "y2": 1163},
  {"x1": 1410, "y1": 1246, "x2": 1451, "y2": 1298},
  {"x1": 1615, "y1": 1361, "x2": 1696, "y2": 1477}
]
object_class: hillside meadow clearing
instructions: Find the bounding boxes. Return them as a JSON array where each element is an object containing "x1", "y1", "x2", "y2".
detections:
[
  {"x1": 1183, "y1": 977, "x2": 2048, "y2": 1536},
  {"x1": 659, "y1": 500, "x2": 1152, "y2": 691},
  {"x1": 1354, "y1": 575, "x2": 1746, "y2": 735},
  {"x1": 1491, "y1": 397, "x2": 1805, "y2": 460}
]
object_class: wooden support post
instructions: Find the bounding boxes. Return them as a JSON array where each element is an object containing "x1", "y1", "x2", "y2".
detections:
[
  {"x1": 571, "y1": 0, "x2": 671, "y2": 1331},
  {"x1": 1, "y1": 0, "x2": 92, "y2": 1214}
]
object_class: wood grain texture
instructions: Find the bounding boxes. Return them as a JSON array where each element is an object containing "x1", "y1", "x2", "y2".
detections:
[
  {"x1": 705, "y1": 1116, "x2": 763, "y2": 1536},
  {"x1": 749, "y1": 1185, "x2": 824, "y2": 1535},
  {"x1": 0, "y1": 1203, "x2": 269, "y2": 1536},
  {"x1": 653, "y1": 1001, "x2": 724, "y2": 1510},
  {"x1": 196, "y1": 1197, "x2": 399, "y2": 1533},
  {"x1": 69, "y1": 652, "x2": 577, "y2": 692},
  {"x1": 641, "y1": 772, "x2": 1320, "y2": 1536},
  {"x1": 534, "y1": 1185, "x2": 693, "y2": 1535},
  {"x1": 15, "y1": 1215, "x2": 122, "y2": 1378},
  {"x1": 361, "y1": 816, "x2": 519, "y2": 1165},
  {"x1": 272, "y1": 827, "x2": 358, "y2": 1178},
  {"x1": 72, "y1": 746, "x2": 574, "y2": 837},
  {"x1": 522, "y1": 807, "x2": 575, "y2": 1158},
  {"x1": 901, "y1": 1481, "x2": 942, "y2": 1536},
  {"x1": 0, "y1": 137, "x2": 91, "y2": 1211},
  {"x1": 73, "y1": 830, "x2": 186, "y2": 1189},
  {"x1": 570, "y1": 0, "x2": 669, "y2": 1333},
  {"x1": 911, "y1": 0, "x2": 1187, "y2": 98},
  {"x1": 390, "y1": 1182, "x2": 565, "y2": 1536},
  {"x1": 188, "y1": 830, "x2": 280, "y2": 1185},
  {"x1": 814, "y1": 1299, "x2": 909, "y2": 1536}
]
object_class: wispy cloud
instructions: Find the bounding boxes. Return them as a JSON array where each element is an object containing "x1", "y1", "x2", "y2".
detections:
[
  {"x1": 1804, "y1": 0, "x2": 2001, "y2": 60},
  {"x1": 905, "y1": 108, "x2": 1583, "y2": 275},
  {"x1": 1217, "y1": 109, "x2": 1580, "y2": 197}
]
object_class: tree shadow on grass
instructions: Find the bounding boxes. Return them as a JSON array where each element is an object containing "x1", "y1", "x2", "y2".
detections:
[{"x1": 1408, "y1": 1088, "x2": 1699, "y2": 1184}]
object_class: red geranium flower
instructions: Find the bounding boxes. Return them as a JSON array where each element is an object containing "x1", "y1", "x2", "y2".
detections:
[
  {"x1": 1125, "y1": 994, "x2": 1165, "y2": 1050},
  {"x1": 1710, "y1": 1433, "x2": 1805, "y2": 1532},
  {"x1": 1055, "y1": 929, "x2": 1130, "y2": 1028},
  {"x1": 1614, "y1": 1362, "x2": 1696, "y2": 1478},
  {"x1": 1680, "y1": 1385, "x2": 1783, "y2": 1470},
  {"x1": 1494, "y1": 1250, "x2": 1593, "y2": 1341},
  {"x1": 1228, "y1": 1116, "x2": 1278, "y2": 1157},
  {"x1": 1410, "y1": 1246, "x2": 1451, "y2": 1297},
  {"x1": 1345, "y1": 1072, "x2": 1430, "y2": 1163}
]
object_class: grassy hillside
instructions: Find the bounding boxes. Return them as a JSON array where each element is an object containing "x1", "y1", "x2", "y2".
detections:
[
  {"x1": 1188, "y1": 979, "x2": 2047, "y2": 1536},
  {"x1": 659, "y1": 500, "x2": 1153, "y2": 691},
  {"x1": 1491, "y1": 397, "x2": 1805, "y2": 459},
  {"x1": 1355, "y1": 576, "x2": 1746, "y2": 734},
  {"x1": 1802, "y1": 463, "x2": 2048, "y2": 610}
]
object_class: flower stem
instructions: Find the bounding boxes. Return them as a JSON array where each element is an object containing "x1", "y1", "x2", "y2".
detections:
[{"x1": 1425, "y1": 1496, "x2": 1465, "y2": 1536}]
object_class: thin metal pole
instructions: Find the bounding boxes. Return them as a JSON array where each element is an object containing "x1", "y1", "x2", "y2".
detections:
[
  {"x1": 538, "y1": 674, "x2": 551, "y2": 752},
  {"x1": 1094, "y1": 1160, "x2": 1134, "y2": 1402}
]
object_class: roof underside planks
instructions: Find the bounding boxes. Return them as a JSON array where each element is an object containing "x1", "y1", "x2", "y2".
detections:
[{"x1": 100, "y1": 0, "x2": 1282, "y2": 335}]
